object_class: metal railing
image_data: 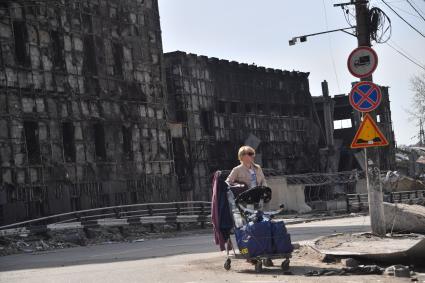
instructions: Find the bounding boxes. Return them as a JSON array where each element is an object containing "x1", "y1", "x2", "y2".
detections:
[
  {"x1": 346, "y1": 190, "x2": 425, "y2": 212},
  {"x1": 0, "y1": 201, "x2": 212, "y2": 237}
]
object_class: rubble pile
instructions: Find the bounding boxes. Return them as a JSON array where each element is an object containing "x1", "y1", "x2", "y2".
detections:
[{"x1": 0, "y1": 222, "x2": 207, "y2": 256}]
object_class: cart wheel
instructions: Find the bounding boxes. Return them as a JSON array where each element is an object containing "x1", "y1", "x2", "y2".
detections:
[
  {"x1": 263, "y1": 258, "x2": 274, "y2": 267},
  {"x1": 224, "y1": 258, "x2": 231, "y2": 271},
  {"x1": 255, "y1": 260, "x2": 263, "y2": 273},
  {"x1": 281, "y1": 259, "x2": 290, "y2": 271}
]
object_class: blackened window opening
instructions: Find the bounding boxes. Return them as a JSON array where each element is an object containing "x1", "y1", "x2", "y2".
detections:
[
  {"x1": 245, "y1": 103, "x2": 252, "y2": 113},
  {"x1": 94, "y1": 123, "x2": 106, "y2": 160},
  {"x1": 217, "y1": 101, "x2": 226, "y2": 113},
  {"x1": 112, "y1": 42, "x2": 124, "y2": 78},
  {"x1": 24, "y1": 121, "x2": 41, "y2": 164},
  {"x1": 200, "y1": 110, "x2": 213, "y2": 135},
  {"x1": 230, "y1": 102, "x2": 238, "y2": 113},
  {"x1": 62, "y1": 122, "x2": 76, "y2": 162},
  {"x1": 122, "y1": 125, "x2": 132, "y2": 160},
  {"x1": 13, "y1": 21, "x2": 30, "y2": 67},
  {"x1": 51, "y1": 30, "x2": 65, "y2": 70},
  {"x1": 83, "y1": 35, "x2": 97, "y2": 75}
]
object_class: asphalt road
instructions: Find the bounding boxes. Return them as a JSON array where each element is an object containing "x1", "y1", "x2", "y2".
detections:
[{"x1": 0, "y1": 216, "x2": 373, "y2": 283}]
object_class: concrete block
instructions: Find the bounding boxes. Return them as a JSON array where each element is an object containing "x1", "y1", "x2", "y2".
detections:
[
  {"x1": 384, "y1": 202, "x2": 425, "y2": 234},
  {"x1": 267, "y1": 177, "x2": 312, "y2": 213}
]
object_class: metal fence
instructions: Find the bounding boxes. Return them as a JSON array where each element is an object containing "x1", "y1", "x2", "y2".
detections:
[
  {"x1": 0, "y1": 201, "x2": 211, "y2": 237},
  {"x1": 346, "y1": 190, "x2": 425, "y2": 212}
]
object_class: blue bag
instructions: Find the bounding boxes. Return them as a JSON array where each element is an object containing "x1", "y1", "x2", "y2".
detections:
[
  {"x1": 235, "y1": 220, "x2": 273, "y2": 258},
  {"x1": 271, "y1": 221, "x2": 293, "y2": 254}
]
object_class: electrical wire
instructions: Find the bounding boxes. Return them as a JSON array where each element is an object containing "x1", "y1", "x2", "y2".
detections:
[
  {"x1": 322, "y1": 0, "x2": 341, "y2": 93},
  {"x1": 370, "y1": 7, "x2": 393, "y2": 43},
  {"x1": 386, "y1": 41, "x2": 425, "y2": 71},
  {"x1": 381, "y1": 0, "x2": 425, "y2": 38},
  {"x1": 405, "y1": 0, "x2": 425, "y2": 21}
]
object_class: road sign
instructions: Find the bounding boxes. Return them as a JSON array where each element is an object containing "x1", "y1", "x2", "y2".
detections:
[
  {"x1": 347, "y1": 46, "x2": 378, "y2": 78},
  {"x1": 351, "y1": 113, "x2": 389, "y2": 149},
  {"x1": 349, "y1": 81, "x2": 382, "y2": 112}
]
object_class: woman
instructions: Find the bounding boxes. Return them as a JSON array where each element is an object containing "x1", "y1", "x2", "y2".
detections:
[
  {"x1": 226, "y1": 145, "x2": 273, "y2": 266},
  {"x1": 226, "y1": 145, "x2": 267, "y2": 189}
]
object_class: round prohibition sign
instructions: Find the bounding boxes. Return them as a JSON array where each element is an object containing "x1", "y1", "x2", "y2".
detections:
[
  {"x1": 349, "y1": 81, "x2": 382, "y2": 112},
  {"x1": 347, "y1": 46, "x2": 378, "y2": 78}
]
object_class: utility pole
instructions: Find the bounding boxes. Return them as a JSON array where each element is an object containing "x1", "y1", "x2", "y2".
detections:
[
  {"x1": 355, "y1": 0, "x2": 386, "y2": 236},
  {"x1": 419, "y1": 119, "x2": 424, "y2": 147}
]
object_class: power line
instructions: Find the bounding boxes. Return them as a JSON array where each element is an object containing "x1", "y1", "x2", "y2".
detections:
[
  {"x1": 322, "y1": 0, "x2": 341, "y2": 93},
  {"x1": 406, "y1": 0, "x2": 425, "y2": 21},
  {"x1": 381, "y1": 0, "x2": 425, "y2": 38},
  {"x1": 386, "y1": 41, "x2": 425, "y2": 71}
]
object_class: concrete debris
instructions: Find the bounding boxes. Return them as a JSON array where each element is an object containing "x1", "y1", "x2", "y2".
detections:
[
  {"x1": 341, "y1": 258, "x2": 359, "y2": 268},
  {"x1": 304, "y1": 265, "x2": 385, "y2": 276},
  {"x1": 384, "y1": 265, "x2": 411, "y2": 278},
  {"x1": 384, "y1": 202, "x2": 425, "y2": 234}
]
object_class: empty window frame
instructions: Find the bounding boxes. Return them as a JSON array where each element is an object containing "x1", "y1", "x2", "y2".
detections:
[
  {"x1": 94, "y1": 123, "x2": 107, "y2": 160},
  {"x1": 333, "y1": 119, "x2": 352, "y2": 130},
  {"x1": 83, "y1": 35, "x2": 97, "y2": 74},
  {"x1": 13, "y1": 21, "x2": 30, "y2": 66},
  {"x1": 50, "y1": 30, "x2": 65, "y2": 70},
  {"x1": 122, "y1": 125, "x2": 133, "y2": 160},
  {"x1": 257, "y1": 104, "x2": 265, "y2": 114},
  {"x1": 230, "y1": 102, "x2": 238, "y2": 114},
  {"x1": 200, "y1": 110, "x2": 213, "y2": 135},
  {"x1": 23, "y1": 121, "x2": 41, "y2": 164},
  {"x1": 217, "y1": 101, "x2": 226, "y2": 114},
  {"x1": 112, "y1": 42, "x2": 124, "y2": 78},
  {"x1": 62, "y1": 122, "x2": 76, "y2": 162},
  {"x1": 245, "y1": 103, "x2": 253, "y2": 113}
]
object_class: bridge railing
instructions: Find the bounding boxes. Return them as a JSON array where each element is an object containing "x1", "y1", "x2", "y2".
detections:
[
  {"x1": 0, "y1": 201, "x2": 212, "y2": 237},
  {"x1": 346, "y1": 190, "x2": 425, "y2": 212}
]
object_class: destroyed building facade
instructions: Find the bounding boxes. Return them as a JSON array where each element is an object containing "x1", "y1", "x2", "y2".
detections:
[
  {"x1": 165, "y1": 52, "x2": 324, "y2": 200},
  {"x1": 313, "y1": 82, "x2": 396, "y2": 172},
  {"x1": 0, "y1": 0, "x2": 177, "y2": 225},
  {"x1": 0, "y1": 1, "x2": 397, "y2": 225}
]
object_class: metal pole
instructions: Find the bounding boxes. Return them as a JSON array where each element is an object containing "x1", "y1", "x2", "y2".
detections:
[{"x1": 355, "y1": 0, "x2": 386, "y2": 236}]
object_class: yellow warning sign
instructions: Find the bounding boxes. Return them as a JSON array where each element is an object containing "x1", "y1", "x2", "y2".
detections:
[{"x1": 351, "y1": 113, "x2": 389, "y2": 148}]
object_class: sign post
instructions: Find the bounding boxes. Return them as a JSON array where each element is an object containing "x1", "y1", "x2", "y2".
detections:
[{"x1": 347, "y1": 41, "x2": 388, "y2": 236}]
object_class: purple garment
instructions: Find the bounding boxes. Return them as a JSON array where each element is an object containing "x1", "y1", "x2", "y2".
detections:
[{"x1": 211, "y1": 171, "x2": 226, "y2": 251}]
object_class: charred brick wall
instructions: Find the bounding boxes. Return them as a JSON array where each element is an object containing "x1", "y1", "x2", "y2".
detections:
[
  {"x1": 165, "y1": 52, "x2": 323, "y2": 201},
  {"x1": 0, "y1": 0, "x2": 177, "y2": 225}
]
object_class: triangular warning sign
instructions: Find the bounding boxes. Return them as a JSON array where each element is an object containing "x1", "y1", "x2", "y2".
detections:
[{"x1": 351, "y1": 113, "x2": 389, "y2": 149}]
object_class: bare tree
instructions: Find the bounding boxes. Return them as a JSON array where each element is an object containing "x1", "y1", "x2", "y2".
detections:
[{"x1": 409, "y1": 73, "x2": 425, "y2": 145}]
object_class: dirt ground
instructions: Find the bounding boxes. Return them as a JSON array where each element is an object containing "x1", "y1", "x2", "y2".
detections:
[{"x1": 188, "y1": 246, "x2": 425, "y2": 282}]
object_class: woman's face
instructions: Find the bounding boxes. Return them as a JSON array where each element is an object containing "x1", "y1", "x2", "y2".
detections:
[{"x1": 241, "y1": 151, "x2": 255, "y2": 164}]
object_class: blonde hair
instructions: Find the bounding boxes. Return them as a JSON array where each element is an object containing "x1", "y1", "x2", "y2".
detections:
[{"x1": 238, "y1": 145, "x2": 255, "y2": 161}]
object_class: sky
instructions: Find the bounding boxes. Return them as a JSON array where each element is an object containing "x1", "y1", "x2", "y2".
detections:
[{"x1": 158, "y1": 0, "x2": 425, "y2": 146}]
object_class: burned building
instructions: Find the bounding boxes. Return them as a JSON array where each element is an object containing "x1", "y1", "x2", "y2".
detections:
[
  {"x1": 165, "y1": 52, "x2": 325, "y2": 201},
  {"x1": 0, "y1": 0, "x2": 177, "y2": 225},
  {"x1": 313, "y1": 81, "x2": 396, "y2": 172}
]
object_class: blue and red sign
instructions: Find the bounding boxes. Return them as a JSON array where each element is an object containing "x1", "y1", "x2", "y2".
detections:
[{"x1": 349, "y1": 81, "x2": 382, "y2": 112}]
